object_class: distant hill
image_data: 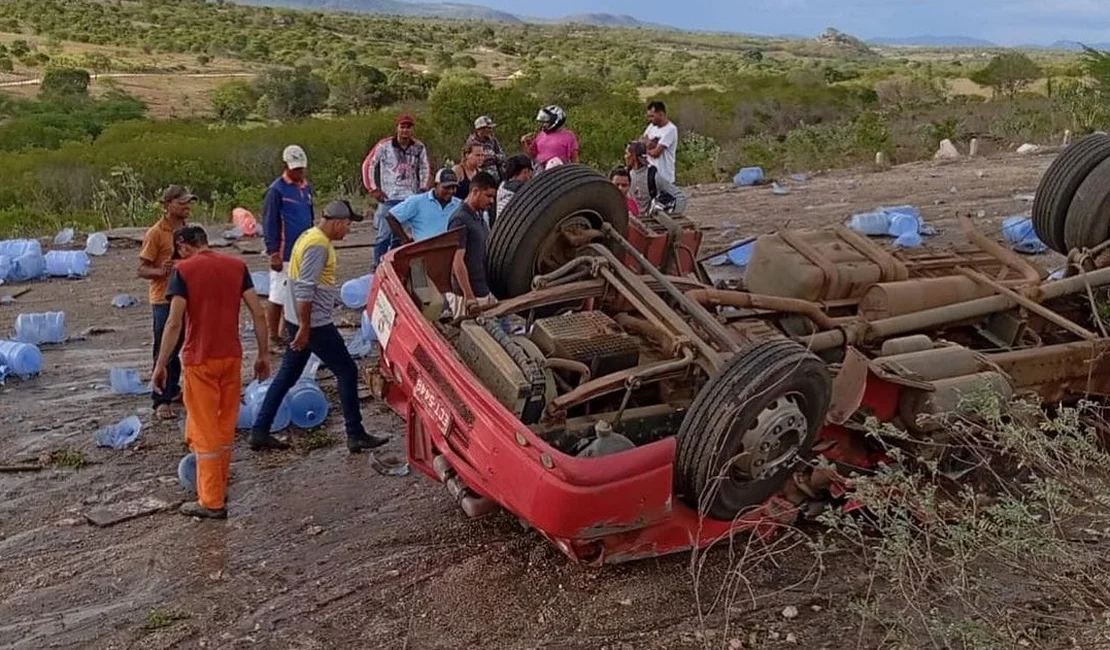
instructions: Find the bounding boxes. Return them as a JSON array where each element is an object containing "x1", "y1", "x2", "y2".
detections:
[
  {"x1": 1040, "y1": 40, "x2": 1110, "y2": 51},
  {"x1": 868, "y1": 35, "x2": 997, "y2": 48},
  {"x1": 237, "y1": 0, "x2": 659, "y2": 27}
]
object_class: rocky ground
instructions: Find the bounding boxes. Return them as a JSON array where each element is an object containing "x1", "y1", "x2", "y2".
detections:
[{"x1": 0, "y1": 151, "x2": 1058, "y2": 650}]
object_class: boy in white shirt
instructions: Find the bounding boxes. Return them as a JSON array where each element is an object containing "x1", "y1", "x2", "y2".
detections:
[{"x1": 641, "y1": 101, "x2": 679, "y2": 183}]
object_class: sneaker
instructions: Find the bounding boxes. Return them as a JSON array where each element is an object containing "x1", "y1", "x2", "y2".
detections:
[
  {"x1": 180, "y1": 502, "x2": 227, "y2": 519},
  {"x1": 347, "y1": 433, "x2": 389, "y2": 453},
  {"x1": 248, "y1": 433, "x2": 291, "y2": 451}
]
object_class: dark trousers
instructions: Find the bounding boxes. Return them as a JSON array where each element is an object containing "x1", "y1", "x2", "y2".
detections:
[
  {"x1": 151, "y1": 303, "x2": 183, "y2": 406},
  {"x1": 251, "y1": 321, "x2": 366, "y2": 438}
]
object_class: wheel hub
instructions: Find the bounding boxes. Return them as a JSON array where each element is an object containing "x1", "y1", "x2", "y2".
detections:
[
  {"x1": 536, "y1": 211, "x2": 599, "y2": 273},
  {"x1": 731, "y1": 395, "x2": 807, "y2": 481}
]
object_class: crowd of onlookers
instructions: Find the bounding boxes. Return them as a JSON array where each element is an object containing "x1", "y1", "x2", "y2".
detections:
[{"x1": 135, "y1": 99, "x2": 684, "y2": 519}]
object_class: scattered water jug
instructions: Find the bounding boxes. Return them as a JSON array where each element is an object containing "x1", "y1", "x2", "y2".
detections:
[
  {"x1": 244, "y1": 379, "x2": 291, "y2": 432},
  {"x1": 109, "y1": 367, "x2": 149, "y2": 394},
  {"x1": 0, "y1": 239, "x2": 42, "y2": 259},
  {"x1": 111, "y1": 294, "x2": 139, "y2": 308},
  {"x1": 726, "y1": 239, "x2": 756, "y2": 266},
  {"x1": 1001, "y1": 215, "x2": 1047, "y2": 254},
  {"x1": 347, "y1": 330, "x2": 374, "y2": 358},
  {"x1": 44, "y1": 250, "x2": 90, "y2": 278},
  {"x1": 53, "y1": 228, "x2": 74, "y2": 246},
  {"x1": 0, "y1": 255, "x2": 9, "y2": 283},
  {"x1": 94, "y1": 415, "x2": 142, "y2": 449},
  {"x1": 250, "y1": 271, "x2": 269, "y2": 297},
  {"x1": 0, "y1": 364, "x2": 8, "y2": 385},
  {"x1": 287, "y1": 379, "x2": 329, "y2": 429},
  {"x1": 847, "y1": 210, "x2": 891, "y2": 236},
  {"x1": 178, "y1": 452, "x2": 197, "y2": 493},
  {"x1": 15, "y1": 311, "x2": 66, "y2": 345},
  {"x1": 9, "y1": 253, "x2": 45, "y2": 282},
  {"x1": 734, "y1": 167, "x2": 765, "y2": 187},
  {"x1": 236, "y1": 402, "x2": 255, "y2": 429},
  {"x1": 232, "y1": 207, "x2": 259, "y2": 236},
  {"x1": 0, "y1": 340, "x2": 42, "y2": 377},
  {"x1": 360, "y1": 310, "x2": 378, "y2": 342},
  {"x1": 340, "y1": 274, "x2": 373, "y2": 309},
  {"x1": 85, "y1": 232, "x2": 109, "y2": 256}
]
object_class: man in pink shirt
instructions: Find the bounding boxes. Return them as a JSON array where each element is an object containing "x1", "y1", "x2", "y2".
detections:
[{"x1": 522, "y1": 105, "x2": 579, "y2": 168}]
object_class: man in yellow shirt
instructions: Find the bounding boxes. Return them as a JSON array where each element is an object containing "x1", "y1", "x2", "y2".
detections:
[{"x1": 248, "y1": 200, "x2": 388, "y2": 453}]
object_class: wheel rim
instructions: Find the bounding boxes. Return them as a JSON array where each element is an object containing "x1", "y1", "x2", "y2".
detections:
[
  {"x1": 728, "y1": 393, "x2": 808, "y2": 482},
  {"x1": 535, "y1": 210, "x2": 600, "y2": 275}
]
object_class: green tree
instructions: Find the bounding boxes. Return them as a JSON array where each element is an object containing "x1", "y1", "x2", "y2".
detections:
[
  {"x1": 39, "y1": 67, "x2": 91, "y2": 99},
  {"x1": 969, "y1": 52, "x2": 1042, "y2": 99},
  {"x1": 211, "y1": 80, "x2": 259, "y2": 124},
  {"x1": 328, "y1": 63, "x2": 393, "y2": 115},
  {"x1": 0, "y1": 55, "x2": 12, "y2": 73},
  {"x1": 10, "y1": 40, "x2": 30, "y2": 58},
  {"x1": 253, "y1": 66, "x2": 329, "y2": 120}
]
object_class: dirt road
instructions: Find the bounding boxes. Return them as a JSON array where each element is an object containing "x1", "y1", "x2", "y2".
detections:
[{"x1": 0, "y1": 151, "x2": 1054, "y2": 650}]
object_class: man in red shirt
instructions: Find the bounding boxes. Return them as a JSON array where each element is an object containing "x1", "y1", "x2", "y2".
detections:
[{"x1": 153, "y1": 226, "x2": 271, "y2": 519}]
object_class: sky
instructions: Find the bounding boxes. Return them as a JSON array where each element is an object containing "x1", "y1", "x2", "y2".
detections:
[{"x1": 459, "y1": 0, "x2": 1110, "y2": 45}]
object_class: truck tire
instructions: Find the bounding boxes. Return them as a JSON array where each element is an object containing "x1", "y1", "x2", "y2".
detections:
[
  {"x1": 1065, "y1": 155, "x2": 1110, "y2": 251},
  {"x1": 1032, "y1": 133, "x2": 1110, "y2": 254},
  {"x1": 487, "y1": 164, "x2": 629, "y2": 298},
  {"x1": 675, "y1": 339, "x2": 831, "y2": 521}
]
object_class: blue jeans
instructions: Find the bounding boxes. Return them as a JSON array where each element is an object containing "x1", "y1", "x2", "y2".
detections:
[
  {"x1": 151, "y1": 303, "x2": 183, "y2": 406},
  {"x1": 372, "y1": 200, "x2": 402, "y2": 270},
  {"x1": 251, "y1": 321, "x2": 366, "y2": 439}
]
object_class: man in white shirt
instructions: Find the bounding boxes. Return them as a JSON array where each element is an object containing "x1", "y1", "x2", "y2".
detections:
[{"x1": 641, "y1": 101, "x2": 679, "y2": 184}]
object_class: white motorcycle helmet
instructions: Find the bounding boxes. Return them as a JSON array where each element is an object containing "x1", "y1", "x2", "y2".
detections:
[{"x1": 536, "y1": 105, "x2": 566, "y2": 132}]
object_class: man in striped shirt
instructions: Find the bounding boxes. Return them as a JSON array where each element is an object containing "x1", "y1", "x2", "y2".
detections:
[{"x1": 362, "y1": 115, "x2": 432, "y2": 269}]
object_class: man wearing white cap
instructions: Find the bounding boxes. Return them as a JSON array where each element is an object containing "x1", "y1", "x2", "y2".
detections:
[
  {"x1": 466, "y1": 115, "x2": 505, "y2": 182},
  {"x1": 261, "y1": 144, "x2": 314, "y2": 349}
]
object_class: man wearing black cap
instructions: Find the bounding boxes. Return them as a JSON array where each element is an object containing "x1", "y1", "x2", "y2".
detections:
[
  {"x1": 249, "y1": 199, "x2": 388, "y2": 453},
  {"x1": 138, "y1": 184, "x2": 195, "y2": 420}
]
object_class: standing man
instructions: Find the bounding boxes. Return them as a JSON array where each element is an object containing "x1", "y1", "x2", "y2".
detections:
[
  {"x1": 363, "y1": 114, "x2": 432, "y2": 269},
  {"x1": 249, "y1": 200, "x2": 388, "y2": 454},
  {"x1": 153, "y1": 226, "x2": 271, "y2": 519},
  {"x1": 445, "y1": 172, "x2": 498, "y2": 317},
  {"x1": 262, "y1": 144, "x2": 314, "y2": 350},
  {"x1": 384, "y1": 168, "x2": 463, "y2": 247},
  {"x1": 641, "y1": 101, "x2": 679, "y2": 184},
  {"x1": 138, "y1": 184, "x2": 193, "y2": 420},
  {"x1": 466, "y1": 116, "x2": 505, "y2": 182}
]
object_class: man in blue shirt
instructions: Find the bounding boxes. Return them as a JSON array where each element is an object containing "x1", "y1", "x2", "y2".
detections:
[
  {"x1": 384, "y1": 168, "x2": 463, "y2": 246},
  {"x1": 261, "y1": 144, "x2": 314, "y2": 348}
]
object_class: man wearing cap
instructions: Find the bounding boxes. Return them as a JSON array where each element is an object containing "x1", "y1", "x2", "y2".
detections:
[
  {"x1": 249, "y1": 200, "x2": 388, "y2": 454},
  {"x1": 262, "y1": 144, "x2": 314, "y2": 350},
  {"x1": 362, "y1": 115, "x2": 432, "y2": 269},
  {"x1": 383, "y1": 168, "x2": 463, "y2": 247},
  {"x1": 153, "y1": 226, "x2": 271, "y2": 519},
  {"x1": 466, "y1": 116, "x2": 505, "y2": 182},
  {"x1": 138, "y1": 184, "x2": 194, "y2": 420}
]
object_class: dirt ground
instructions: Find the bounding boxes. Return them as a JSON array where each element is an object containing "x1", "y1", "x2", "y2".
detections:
[{"x1": 0, "y1": 151, "x2": 1058, "y2": 650}]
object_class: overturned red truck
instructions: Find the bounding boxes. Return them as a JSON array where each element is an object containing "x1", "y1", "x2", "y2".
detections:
[{"x1": 365, "y1": 139, "x2": 1110, "y2": 565}]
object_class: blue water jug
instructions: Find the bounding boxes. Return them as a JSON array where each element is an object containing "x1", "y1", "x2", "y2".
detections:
[
  {"x1": 0, "y1": 239, "x2": 42, "y2": 258},
  {"x1": 0, "y1": 340, "x2": 43, "y2": 377},
  {"x1": 734, "y1": 167, "x2": 765, "y2": 187},
  {"x1": 244, "y1": 379, "x2": 291, "y2": 432},
  {"x1": 14, "y1": 311, "x2": 66, "y2": 345},
  {"x1": 235, "y1": 401, "x2": 255, "y2": 429},
  {"x1": 44, "y1": 250, "x2": 90, "y2": 277},
  {"x1": 287, "y1": 379, "x2": 329, "y2": 428},
  {"x1": 178, "y1": 452, "x2": 197, "y2": 493},
  {"x1": 848, "y1": 211, "x2": 891, "y2": 236},
  {"x1": 85, "y1": 232, "x2": 109, "y2": 256},
  {"x1": 9, "y1": 252, "x2": 45, "y2": 281},
  {"x1": 109, "y1": 367, "x2": 149, "y2": 394},
  {"x1": 360, "y1": 310, "x2": 378, "y2": 342},
  {"x1": 250, "y1": 271, "x2": 269, "y2": 297},
  {"x1": 0, "y1": 254, "x2": 9, "y2": 283},
  {"x1": 341, "y1": 274, "x2": 374, "y2": 309}
]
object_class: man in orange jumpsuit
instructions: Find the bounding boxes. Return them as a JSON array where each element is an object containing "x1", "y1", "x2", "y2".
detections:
[{"x1": 153, "y1": 226, "x2": 271, "y2": 519}]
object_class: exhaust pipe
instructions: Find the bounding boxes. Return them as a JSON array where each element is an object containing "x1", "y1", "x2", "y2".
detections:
[{"x1": 432, "y1": 455, "x2": 499, "y2": 519}]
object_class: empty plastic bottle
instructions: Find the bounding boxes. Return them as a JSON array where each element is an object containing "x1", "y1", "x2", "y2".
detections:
[
  {"x1": 0, "y1": 340, "x2": 42, "y2": 377},
  {"x1": 726, "y1": 240, "x2": 756, "y2": 266},
  {"x1": 178, "y1": 452, "x2": 197, "y2": 493},
  {"x1": 53, "y1": 228, "x2": 74, "y2": 246},
  {"x1": 251, "y1": 271, "x2": 269, "y2": 297},
  {"x1": 0, "y1": 239, "x2": 42, "y2": 258},
  {"x1": 9, "y1": 253, "x2": 45, "y2": 282},
  {"x1": 236, "y1": 402, "x2": 255, "y2": 429},
  {"x1": 44, "y1": 250, "x2": 90, "y2": 278},
  {"x1": 111, "y1": 294, "x2": 139, "y2": 308},
  {"x1": 360, "y1": 309, "x2": 378, "y2": 342},
  {"x1": 109, "y1": 367, "x2": 149, "y2": 394},
  {"x1": 94, "y1": 415, "x2": 142, "y2": 449},
  {"x1": 0, "y1": 364, "x2": 8, "y2": 385},
  {"x1": 340, "y1": 273, "x2": 374, "y2": 309},
  {"x1": 847, "y1": 210, "x2": 891, "y2": 236},
  {"x1": 15, "y1": 311, "x2": 66, "y2": 345},
  {"x1": 287, "y1": 379, "x2": 329, "y2": 428},
  {"x1": 734, "y1": 167, "x2": 765, "y2": 187},
  {"x1": 0, "y1": 255, "x2": 9, "y2": 283},
  {"x1": 244, "y1": 379, "x2": 291, "y2": 432},
  {"x1": 85, "y1": 232, "x2": 109, "y2": 256}
]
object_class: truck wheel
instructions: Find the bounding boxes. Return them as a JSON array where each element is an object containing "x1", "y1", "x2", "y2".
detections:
[
  {"x1": 675, "y1": 339, "x2": 831, "y2": 521},
  {"x1": 1033, "y1": 133, "x2": 1110, "y2": 254},
  {"x1": 487, "y1": 164, "x2": 629, "y2": 298},
  {"x1": 1065, "y1": 155, "x2": 1110, "y2": 251}
]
